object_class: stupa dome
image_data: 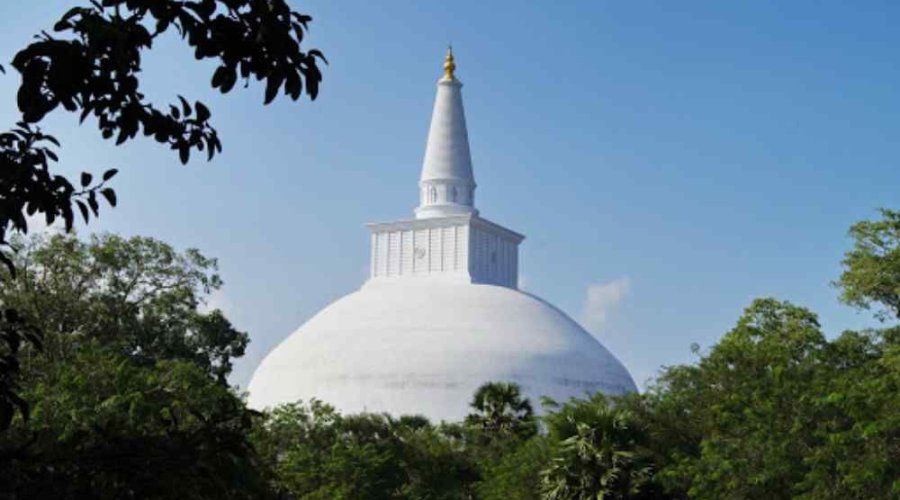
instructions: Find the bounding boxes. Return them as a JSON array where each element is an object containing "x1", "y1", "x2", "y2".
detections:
[
  {"x1": 248, "y1": 49, "x2": 636, "y2": 421},
  {"x1": 248, "y1": 280, "x2": 636, "y2": 421}
]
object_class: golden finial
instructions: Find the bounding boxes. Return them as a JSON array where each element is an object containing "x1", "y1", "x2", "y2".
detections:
[{"x1": 442, "y1": 45, "x2": 456, "y2": 81}]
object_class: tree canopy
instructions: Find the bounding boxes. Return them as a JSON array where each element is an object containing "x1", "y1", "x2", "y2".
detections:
[
  {"x1": 465, "y1": 381, "x2": 537, "y2": 442},
  {"x1": 2, "y1": 208, "x2": 893, "y2": 498},
  {"x1": 252, "y1": 401, "x2": 478, "y2": 499},
  {"x1": 837, "y1": 208, "x2": 900, "y2": 321},
  {"x1": 0, "y1": 234, "x2": 263, "y2": 498},
  {"x1": 2, "y1": 232, "x2": 247, "y2": 382},
  {"x1": 541, "y1": 393, "x2": 661, "y2": 500},
  {"x1": 0, "y1": 0, "x2": 325, "y2": 428},
  {"x1": 0, "y1": 342, "x2": 266, "y2": 499}
]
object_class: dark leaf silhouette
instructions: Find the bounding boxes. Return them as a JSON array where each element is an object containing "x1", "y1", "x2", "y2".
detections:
[
  {"x1": 195, "y1": 102, "x2": 210, "y2": 122},
  {"x1": 100, "y1": 188, "x2": 116, "y2": 207},
  {"x1": 76, "y1": 200, "x2": 89, "y2": 222}
]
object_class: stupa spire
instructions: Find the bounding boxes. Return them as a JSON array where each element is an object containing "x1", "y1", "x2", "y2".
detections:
[{"x1": 415, "y1": 48, "x2": 477, "y2": 219}]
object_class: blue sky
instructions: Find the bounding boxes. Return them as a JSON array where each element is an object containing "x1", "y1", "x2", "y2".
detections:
[{"x1": 1, "y1": 1, "x2": 898, "y2": 389}]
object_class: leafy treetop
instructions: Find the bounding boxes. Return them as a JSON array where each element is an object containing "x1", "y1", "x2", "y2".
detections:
[{"x1": 837, "y1": 208, "x2": 900, "y2": 321}]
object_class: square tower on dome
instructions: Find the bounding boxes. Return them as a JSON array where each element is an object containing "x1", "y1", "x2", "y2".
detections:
[
  {"x1": 366, "y1": 215, "x2": 524, "y2": 288},
  {"x1": 366, "y1": 47, "x2": 525, "y2": 289}
]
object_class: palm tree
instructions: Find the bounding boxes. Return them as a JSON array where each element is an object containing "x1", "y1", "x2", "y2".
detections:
[
  {"x1": 465, "y1": 382, "x2": 536, "y2": 440},
  {"x1": 541, "y1": 396, "x2": 659, "y2": 500}
]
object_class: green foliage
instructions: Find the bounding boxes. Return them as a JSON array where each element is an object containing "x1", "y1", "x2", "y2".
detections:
[
  {"x1": 0, "y1": 307, "x2": 40, "y2": 430},
  {"x1": 837, "y1": 208, "x2": 900, "y2": 320},
  {"x1": 675, "y1": 298, "x2": 823, "y2": 498},
  {"x1": 1, "y1": 232, "x2": 247, "y2": 383},
  {"x1": 0, "y1": 341, "x2": 267, "y2": 499},
  {"x1": 463, "y1": 381, "x2": 541, "y2": 497},
  {"x1": 541, "y1": 393, "x2": 662, "y2": 500},
  {"x1": 259, "y1": 402, "x2": 405, "y2": 499},
  {"x1": 466, "y1": 381, "x2": 537, "y2": 442},
  {"x1": 476, "y1": 436, "x2": 550, "y2": 500},
  {"x1": 252, "y1": 401, "x2": 477, "y2": 499},
  {"x1": 397, "y1": 422, "x2": 479, "y2": 499},
  {"x1": 0, "y1": 0, "x2": 326, "y2": 427},
  {"x1": 625, "y1": 298, "x2": 900, "y2": 499},
  {"x1": 2, "y1": 207, "x2": 898, "y2": 497},
  {"x1": 0, "y1": 233, "x2": 263, "y2": 498},
  {"x1": 796, "y1": 327, "x2": 900, "y2": 499}
]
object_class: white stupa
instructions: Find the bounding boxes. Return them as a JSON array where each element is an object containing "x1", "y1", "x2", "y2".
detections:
[{"x1": 248, "y1": 49, "x2": 636, "y2": 421}]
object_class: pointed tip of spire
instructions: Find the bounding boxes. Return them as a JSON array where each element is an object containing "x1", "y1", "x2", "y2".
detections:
[{"x1": 441, "y1": 46, "x2": 457, "y2": 81}]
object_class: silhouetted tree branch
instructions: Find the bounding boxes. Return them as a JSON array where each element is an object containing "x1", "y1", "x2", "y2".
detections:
[{"x1": 0, "y1": 0, "x2": 325, "y2": 430}]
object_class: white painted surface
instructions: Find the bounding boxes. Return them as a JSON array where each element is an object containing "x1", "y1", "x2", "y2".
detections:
[
  {"x1": 367, "y1": 215, "x2": 522, "y2": 288},
  {"x1": 416, "y1": 77, "x2": 477, "y2": 219},
  {"x1": 248, "y1": 280, "x2": 637, "y2": 422},
  {"x1": 248, "y1": 52, "x2": 637, "y2": 422}
]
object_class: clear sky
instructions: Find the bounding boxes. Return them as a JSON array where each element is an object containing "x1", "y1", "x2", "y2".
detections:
[{"x1": 1, "y1": 1, "x2": 898, "y2": 390}]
